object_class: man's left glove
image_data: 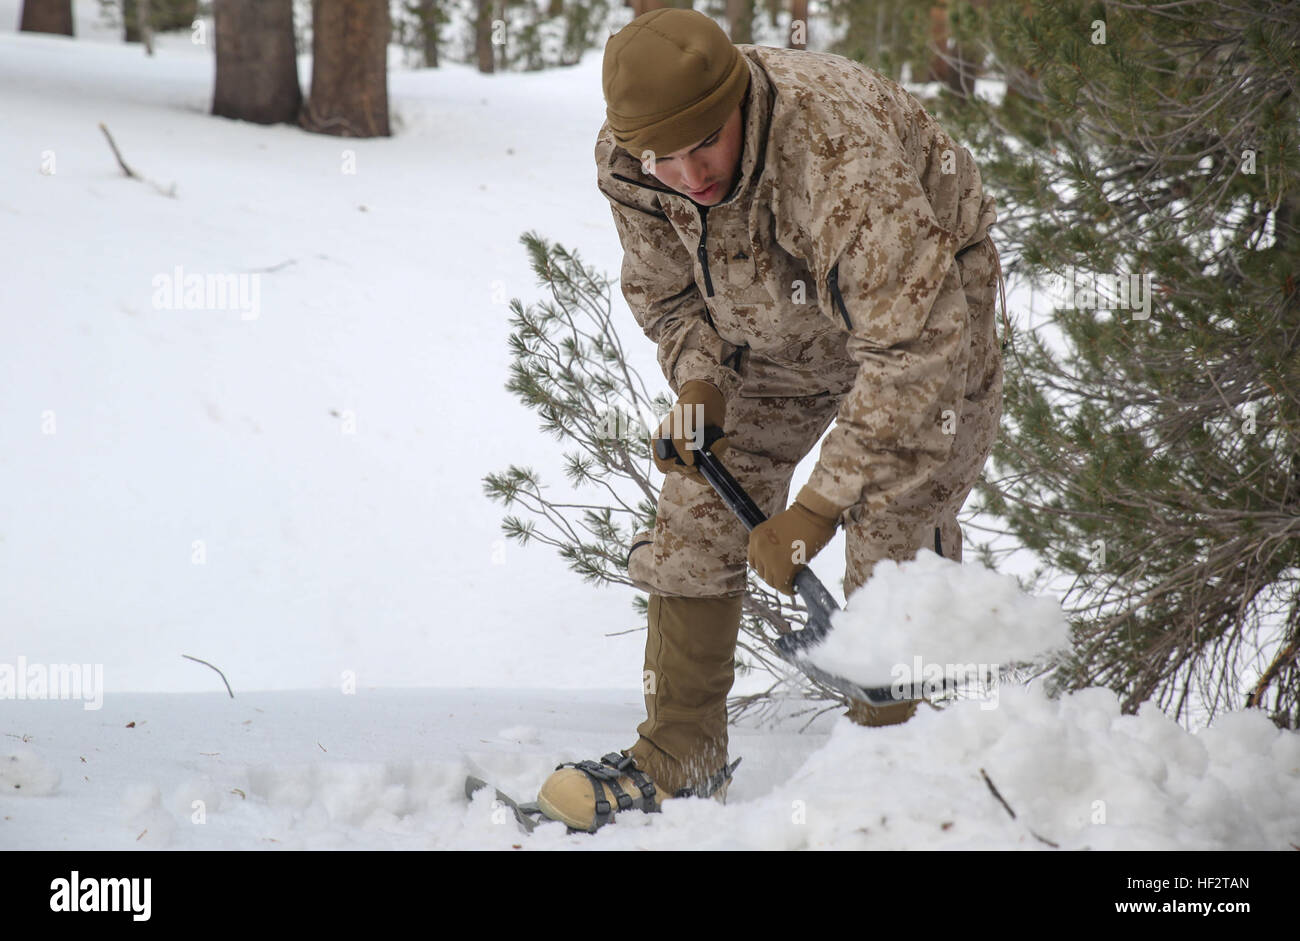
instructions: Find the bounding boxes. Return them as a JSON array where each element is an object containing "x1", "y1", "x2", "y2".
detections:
[{"x1": 748, "y1": 485, "x2": 846, "y2": 595}]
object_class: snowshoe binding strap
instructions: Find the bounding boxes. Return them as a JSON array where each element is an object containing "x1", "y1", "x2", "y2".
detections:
[{"x1": 553, "y1": 753, "x2": 658, "y2": 831}]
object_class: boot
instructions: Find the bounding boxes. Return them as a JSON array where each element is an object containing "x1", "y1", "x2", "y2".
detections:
[
  {"x1": 845, "y1": 697, "x2": 920, "y2": 727},
  {"x1": 627, "y1": 592, "x2": 744, "y2": 796},
  {"x1": 534, "y1": 593, "x2": 743, "y2": 831}
]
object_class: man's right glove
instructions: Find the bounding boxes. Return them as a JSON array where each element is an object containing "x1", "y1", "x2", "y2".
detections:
[{"x1": 650, "y1": 380, "x2": 732, "y2": 482}]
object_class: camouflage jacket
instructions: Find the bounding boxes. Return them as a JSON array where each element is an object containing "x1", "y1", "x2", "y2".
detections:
[{"x1": 595, "y1": 44, "x2": 998, "y2": 513}]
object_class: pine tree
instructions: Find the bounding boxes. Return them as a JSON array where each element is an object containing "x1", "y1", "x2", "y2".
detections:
[
  {"x1": 936, "y1": 0, "x2": 1300, "y2": 728},
  {"x1": 301, "y1": 0, "x2": 391, "y2": 137}
]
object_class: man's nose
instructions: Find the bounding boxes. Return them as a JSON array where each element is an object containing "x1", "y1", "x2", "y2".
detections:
[{"x1": 679, "y1": 157, "x2": 707, "y2": 189}]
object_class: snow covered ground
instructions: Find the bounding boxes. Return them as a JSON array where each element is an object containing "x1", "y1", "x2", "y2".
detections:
[
  {"x1": 2, "y1": 5, "x2": 1297, "y2": 851},
  {"x1": 1, "y1": 5, "x2": 656, "y2": 696},
  {"x1": 4, "y1": 684, "x2": 1297, "y2": 850}
]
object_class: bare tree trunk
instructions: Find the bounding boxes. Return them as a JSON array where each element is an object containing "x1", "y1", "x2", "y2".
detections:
[
  {"x1": 19, "y1": 0, "x2": 73, "y2": 35},
  {"x1": 726, "y1": 0, "x2": 753, "y2": 43},
  {"x1": 475, "y1": 0, "x2": 495, "y2": 74},
  {"x1": 889, "y1": 4, "x2": 899, "y2": 76},
  {"x1": 547, "y1": 0, "x2": 562, "y2": 17},
  {"x1": 124, "y1": 0, "x2": 143, "y2": 41},
  {"x1": 302, "y1": 0, "x2": 391, "y2": 137},
  {"x1": 876, "y1": 1, "x2": 886, "y2": 58},
  {"x1": 927, "y1": 1, "x2": 977, "y2": 95},
  {"x1": 950, "y1": 0, "x2": 984, "y2": 94},
  {"x1": 137, "y1": 0, "x2": 154, "y2": 55},
  {"x1": 927, "y1": 4, "x2": 950, "y2": 85},
  {"x1": 418, "y1": 0, "x2": 439, "y2": 67},
  {"x1": 788, "y1": 0, "x2": 808, "y2": 49},
  {"x1": 212, "y1": 0, "x2": 302, "y2": 125},
  {"x1": 629, "y1": 0, "x2": 665, "y2": 18}
]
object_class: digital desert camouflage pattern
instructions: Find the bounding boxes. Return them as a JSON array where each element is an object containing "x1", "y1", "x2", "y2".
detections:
[{"x1": 597, "y1": 43, "x2": 1003, "y2": 599}]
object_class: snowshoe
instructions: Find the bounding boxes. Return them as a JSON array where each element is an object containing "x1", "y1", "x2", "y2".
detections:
[{"x1": 536, "y1": 751, "x2": 740, "y2": 832}]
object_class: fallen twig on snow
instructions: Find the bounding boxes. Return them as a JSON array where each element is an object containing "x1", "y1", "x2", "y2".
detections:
[
  {"x1": 980, "y1": 766, "x2": 1017, "y2": 818},
  {"x1": 246, "y1": 259, "x2": 297, "y2": 274},
  {"x1": 182, "y1": 654, "x2": 234, "y2": 698},
  {"x1": 97, "y1": 122, "x2": 177, "y2": 198},
  {"x1": 980, "y1": 767, "x2": 1060, "y2": 848}
]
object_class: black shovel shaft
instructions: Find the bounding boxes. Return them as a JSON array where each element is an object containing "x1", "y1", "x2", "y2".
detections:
[{"x1": 654, "y1": 435, "x2": 834, "y2": 649}]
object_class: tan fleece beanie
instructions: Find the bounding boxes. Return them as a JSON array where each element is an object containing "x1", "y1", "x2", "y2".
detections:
[{"x1": 602, "y1": 8, "x2": 750, "y2": 160}]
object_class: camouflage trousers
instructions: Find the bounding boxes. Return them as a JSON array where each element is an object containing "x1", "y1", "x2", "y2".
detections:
[{"x1": 622, "y1": 237, "x2": 1004, "y2": 794}]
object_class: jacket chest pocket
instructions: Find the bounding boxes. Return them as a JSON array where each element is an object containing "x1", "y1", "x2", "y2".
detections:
[
  {"x1": 722, "y1": 236, "x2": 779, "y2": 320},
  {"x1": 725, "y1": 237, "x2": 758, "y2": 288}
]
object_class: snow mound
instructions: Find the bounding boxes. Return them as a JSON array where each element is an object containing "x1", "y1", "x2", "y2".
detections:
[
  {"x1": 804, "y1": 550, "x2": 1070, "y2": 688},
  {"x1": 761, "y1": 684, "x2": 1300, "y2": 850},
  {"x1": 551, "y1": 684, "x2": 1300, "y2": 850},
  {"x1": 0, "y1": 745, "x2": 61, "y2": 796}
]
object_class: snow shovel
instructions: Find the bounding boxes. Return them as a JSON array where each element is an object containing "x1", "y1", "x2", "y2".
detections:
[{"x1": 654, "y1": 431, "x2": 934, "y2": 707}]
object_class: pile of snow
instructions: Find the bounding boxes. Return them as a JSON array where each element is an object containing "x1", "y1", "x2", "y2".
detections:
[
  {"x1": 564, "y1": 686, "x2": 1300, "y2": 851},
  {"x1": 804, "y1": 550, "x2": 1070, "y2": 690}
]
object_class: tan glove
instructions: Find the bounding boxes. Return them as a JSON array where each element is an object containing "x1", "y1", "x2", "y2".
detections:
[
  {"x1": 651, "y1": 380, "x2": 732, "y2": 481},
  {"x1": 748, "y1": 485, "x2": 845, "y2": 595}
]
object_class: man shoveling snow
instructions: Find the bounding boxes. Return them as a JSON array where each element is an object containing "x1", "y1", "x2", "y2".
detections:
[{"x1": 535, "y1": 8, "x2": 1008, "y2": 832}]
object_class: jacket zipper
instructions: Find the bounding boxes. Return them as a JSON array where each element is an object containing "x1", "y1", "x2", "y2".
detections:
[
  {"x1": 612, "y1": 171, "x2": 716, "y2": 299},
  {"x1": 696, "y1": 205, "x2": 714, "y2": 297},
  {"x1": 828, "y1": 263, "x2": 851, "y2": 329}
]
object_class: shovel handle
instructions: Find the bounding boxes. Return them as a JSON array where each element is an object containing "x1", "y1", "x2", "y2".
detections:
[{"x1": 652, "y1": 435, "x2": 835, "y2": 649}]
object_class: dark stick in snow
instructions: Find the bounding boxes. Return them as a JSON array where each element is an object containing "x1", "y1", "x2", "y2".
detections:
[
  {"x1": 97, "y1": 122, "x2": 177, "y2": 198},
  {"x1": 97, "y1": 122, "x2": 139, "y2": 180},
  {"x1": 245, "y1": 259, "x2": 298, "y2": 274},
  {"x1": 980, "y1": 767, "x2": 1060, "y2": 848},
  {"x1": 980, "y1": 767, "x2": 1017, "y2": 818},
  {"x1": 182, "y1": 654, "x2": 235, "y2": 698}
]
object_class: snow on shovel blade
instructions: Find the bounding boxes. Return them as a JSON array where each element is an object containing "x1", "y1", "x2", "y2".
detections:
[
  {"x1": 652, "y1": 435, "x2": 927, "y2": 707},
  {"x1": 774, "y1": 568, "x2": 933, "y2": 705}
]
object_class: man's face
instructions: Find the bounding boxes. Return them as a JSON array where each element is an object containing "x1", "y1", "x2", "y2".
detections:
[{"x1": 643, "y1": 104, "x2": 744, "y2": 206}]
